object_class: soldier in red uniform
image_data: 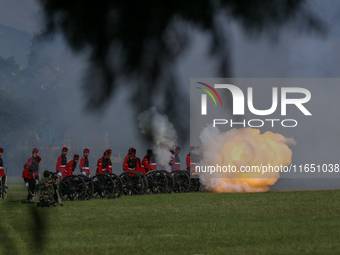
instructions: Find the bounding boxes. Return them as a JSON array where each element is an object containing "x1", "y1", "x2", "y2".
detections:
[
  {"x1": 23, "y1": 156, "x2": 41, "y2": 202},
  {"x1": 133, "y1": 148, "x2": 142, "y2": 172},
  {"x1": 64, "y1": 154, "x2": 80, "y2": 177},
  {"x1": 186, "y1": 146, "x2": 195, "y2": 171},
  {"x1": 187, "y1": 146, "x2": 200, "y2": 172},
  {"x1": 140, "y1": 149, "x2": 153, "y2": 174},
  {"x1": 56, "y1": 147, "x2": 68, "y2": 178},
  {"x1": 0, "y1": 148, "x2": 6, "y2": 199},
  {"x1": 22, "y1": 148, "x2": 38, "y2": 174},
  {"x1": 150, "y1": 153, "x2": 157, "y2": 170},
  {"x1": 22, "y1": 148, "x2": 39, "y2": 181},
  {"x1": 79, "y1": 148, "x2": 90, "y2": 177},
  {"x1": 32, "y1": 149, "x2": 40, "y2": 183},
  {"x1": 96, "y1": 151, "x2": 111, "y2": 174},
  {"x1": 107, "y1": 149, "x2": 113, "y2": 173},
  {"x1": 124, "y1": 151, "x2": 140, "y2": 172},
  {"x1": 173, "y1": 146, "x2": 181, "y2": 170},
  {"x1": 122, "y1": 148, "x2": 135, "y2": 170}
]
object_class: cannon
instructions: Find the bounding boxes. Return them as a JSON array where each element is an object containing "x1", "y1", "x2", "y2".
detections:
[
  {"x1": 78, "y1": 175, "x2": 94, "y2": 200},
  {"x1": 185, "y1": 170, "x2": 202, "y2": 192},
  {"x1": 158, "y1": 170, "x2": 174, "y2": 193},
  {"x1": 108, "y1": 173, "x2": 123, "y2": 198},
  {"x1": 119, "y1": 171, "x2": 145, "y2": 195},
  {"x1": 56, "y1": 169, "x2": 201, "y2": 201},
  {"x1": 134, "y1": 171, "x2": 149, "y2": 194},
  {"x1": 145, "y1": 170, "x2": 168, "y2": 194},
  {"x1": 171, "y1": 170, "x2": 191, "y2": 193},
  {"x1": 59, "y1": 175, "x2": 87, "y2": 201},
  {"x1": 91, "y1": 174, "x2": 115, "y2": 199}
]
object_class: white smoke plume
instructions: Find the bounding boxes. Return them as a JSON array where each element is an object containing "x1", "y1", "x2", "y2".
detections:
[
  {"x1": 199, "y1": 125, "x2": 296, "y2": 192},
  {"x1": 137, "y1": 107, "x2": 178, "y2": 171}
]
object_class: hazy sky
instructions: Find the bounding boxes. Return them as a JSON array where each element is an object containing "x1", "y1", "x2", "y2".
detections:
[{"x1": 0, "y1": 0, "x2": 42, "y2": 33}]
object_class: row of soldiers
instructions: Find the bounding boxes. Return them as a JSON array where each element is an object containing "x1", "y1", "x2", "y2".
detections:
[
  {"x1": 122, "y1": 146, "x2": 201, "y2": 173},
  {"x1": 0, "y1": 145, "x2": 198, "y2": 201}
]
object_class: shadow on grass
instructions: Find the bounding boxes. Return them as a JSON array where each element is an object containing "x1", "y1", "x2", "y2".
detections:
[{"x1": 0, "y1": 193, "x2": 49, "y2": 254}]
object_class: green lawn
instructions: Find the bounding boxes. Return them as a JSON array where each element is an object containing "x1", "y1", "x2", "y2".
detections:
[{"x1": 0, "y1": 185, "x2": 339, "y2": 255}]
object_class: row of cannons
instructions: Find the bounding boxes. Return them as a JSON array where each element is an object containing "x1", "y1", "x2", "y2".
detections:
[{"x1": 56, "y1": 170, "x2": 202, "y2": 201}]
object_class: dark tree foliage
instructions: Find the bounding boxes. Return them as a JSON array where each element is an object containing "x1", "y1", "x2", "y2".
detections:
[
  {"x1": 0, "y1": 57, "x2": 32, "y2": 148},
  {"x1": 38, "y1": 0, "x2": 324, "y2": 139},
  {"x1": 0, "y1": 34, "x2": 76, "y2": 173}
]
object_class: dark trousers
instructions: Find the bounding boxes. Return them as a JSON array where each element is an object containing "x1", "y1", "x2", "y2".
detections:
[
  {"x1": 0, "y1": 176, "x2": 6, "y2": 186},
  {"x1": 24, "y1": 178, "x2": 35, "y2": 199},
  {"x1": 0, "y1": 176, "x2": 6, "y2": 198}
]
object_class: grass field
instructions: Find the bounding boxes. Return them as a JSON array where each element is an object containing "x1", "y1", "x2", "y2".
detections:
[{"x1": 0, "y1": 185, "x2": 339, "y2": 255}]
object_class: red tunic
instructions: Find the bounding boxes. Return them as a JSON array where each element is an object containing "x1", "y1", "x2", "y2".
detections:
[
  {"x1": 187, "y1": 153, "x2": 197, "y2": 171},
  {"x1": 122, "y1": 154, "x2": 129, "y2": 170},
  {"x1": 64, "y1": 160, "x2": 77, "y2": 177},
  {"x1": 24, "y1": 171, "x2": 34, "y2": 180},
  {"x1": 140, "y1": 156, "x2": 151, "y2": 174},
  {"x1": 56, "y1": 155, "x2": 67, "y2": 175},
  {"x1": 96, "y1": 157, "x2": 109, "y2": 174},
  {"x1": 124, "y1": 157, "x2": 140, "y2": 172},
  {"x1": 186, "y1": 153, "x2": 190, "y2": 170},
  {"x1": 22, "y1": 157, "x2": 34, "y2": 179},
  {"x1": 24, "y1": 156, "x2": 39, "y2": 176},
  {"x1": 79, "y1": 156, "x2": 90, "y2": 175}
]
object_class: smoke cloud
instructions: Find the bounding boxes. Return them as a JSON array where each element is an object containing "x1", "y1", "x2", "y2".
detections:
[
  {"x1": 137, "y1": 107, "x2": 178, "y2": 171},
  {"x1": 199, "y1": 125, "x2": 296, "y2": 192}
]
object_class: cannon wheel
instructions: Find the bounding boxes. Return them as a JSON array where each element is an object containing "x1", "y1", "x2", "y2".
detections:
[
  {"x1": 189, "y1": 177, "x2": 202, "y2": 192},
  {"x1": 119, "y1": 171, "x2": 144, "y2": 195},
  {"x1": 159, "y1": 170, "x2": 174, "y2": 193},
  {"x1": 187, "y1": 170, "x2": 203, "y2": 192},
  {"x1": 91, "y1": 174, "x2": 115, "y2": 199},
  {"x1": 78, "y1": 175, "x2": 94, "y2": 200},
  {"x1": 59, "y1": 175, "x2": 87, "y2": 201},
  {"x1": 134, "y1": 172, "x2": 148, "y2": 194},
  {"x1": 145, "y1": 170, "x2": 168, "y2": 194},
  {"x1": 171, "y1": 170, "x2": 191, "y2": 193},
  {"x1": 108, "y1": 173, "x2": 123, "y2": 198},
  {"x1": 195, "y1": 178, "x2": 202, "y2": 192}
]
